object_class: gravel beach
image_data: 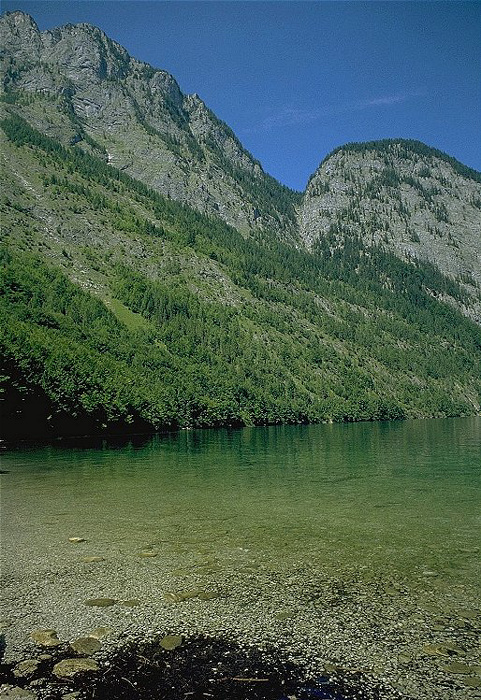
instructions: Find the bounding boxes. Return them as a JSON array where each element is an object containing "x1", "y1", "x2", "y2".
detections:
[{"x1": 1, "y1": 534, "x2": 481, "y2": 699}]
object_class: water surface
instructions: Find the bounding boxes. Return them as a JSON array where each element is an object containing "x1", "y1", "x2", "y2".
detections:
[{"x1": 2, "y1": 417, "x2": 480, "y2": 591}]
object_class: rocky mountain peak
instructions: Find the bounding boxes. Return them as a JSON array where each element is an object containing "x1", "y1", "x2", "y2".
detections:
[
  {"x1": 1, "y1": 12, "x2": 479, "y2": 297},
  {"x1": 299, "y1": 139, "x2": 481, "y2": 320},
  {"x1": 0, "y1": 11, "x2": 42, "y2": 59},
  {"x1": 0, "y1": 10, "x2": 299, "y2": 238}
]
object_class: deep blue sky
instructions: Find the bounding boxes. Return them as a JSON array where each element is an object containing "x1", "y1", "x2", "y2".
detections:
[{"x1": 3, "y1": 1, "x2": 480, "y2": 190}]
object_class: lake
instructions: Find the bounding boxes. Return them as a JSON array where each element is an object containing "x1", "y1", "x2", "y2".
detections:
[{"x1": 1, "y1": 417, "x2": 480, "y2": 698}]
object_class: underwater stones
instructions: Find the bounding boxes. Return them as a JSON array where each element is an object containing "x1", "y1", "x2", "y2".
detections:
[
  {"x1": 422, "y1": 643, "x2": 444, "y2": 657},
  {"x1": 70, "y1": 636, "x2": 102, "y2": 654},
  {"x1": 30, "y1": 629, "x2": 61, "y2": 647},
  {"x1": 457, "y1": 608, "x2": 479, "y2": 620},
  {"x1": 423, "y1": 642, "x2": 465, "y2": 657},
  {"x1": 163, "y1": 589, "x2": 220, "y2": 603},
  {"x1": 53, "y1": 658, "x2": 99, "y2": 678},
  {"x1": 83, "y1": 596, "x2": 140, "y2": 609},
  {"x1": 159, "y1": 634, "x2": 183, "y2": 650},
  {"x1": 13, "y1": 659, "x2": 40, "y2": 679},
  {"x1": 84, "y1": 597, "x2": 116, "y2": 607},
  {"x1": 197, "y1": 591, "x2": 220, "y2": 600},
  {"x1": 462, "y1": 677, "x2": 481, "y2": 687},
  {"x1": 88, "y1": 626, "x2": 112, "y2": 640},
  {"x1": 68, "y1": 537, "x2": 86, "y2": 543},
  {"x1": 275, "y1": 610, "x2": 294, "y2": 621},
  {"x1": 384, "y1": 586, "x2": 399, "y2": 596},
  {"x1": 0, "y1": 686, "x2": 36, "y2": 699},
  {"x1": 81, "y1": 556, "x2": 104, "y2": 563},
  {"x1": 163, "y1": 592, "x2": 181, "y2": 603},
  {"x1": 439, "y1": 661, "x2": 473, "y2": 674}
]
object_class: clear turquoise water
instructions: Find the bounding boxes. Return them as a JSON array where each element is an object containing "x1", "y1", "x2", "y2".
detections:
[{"x1": 2, "y1": 417, "x2": 480, "y2": 593}]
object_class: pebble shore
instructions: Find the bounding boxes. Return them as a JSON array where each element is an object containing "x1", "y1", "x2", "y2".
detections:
[{"x1": 1, "y1": 535, "x2": 480, "y2": 699}]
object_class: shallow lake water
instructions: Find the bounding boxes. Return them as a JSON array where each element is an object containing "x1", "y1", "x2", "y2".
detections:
[{"x1": 2, "y1": 417, "x2": 480, "y2": 590}]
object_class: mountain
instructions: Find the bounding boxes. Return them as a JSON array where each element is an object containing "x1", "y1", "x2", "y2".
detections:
[
  {"x1": 0, "y1": 10, "x2": 300, "y2": 239},
  {"x1": 1, "y1": 12, "x2": 481, "y2": 439},
  {"x1": 299, "y1": 140, "x2": 481, "y2": 322}
]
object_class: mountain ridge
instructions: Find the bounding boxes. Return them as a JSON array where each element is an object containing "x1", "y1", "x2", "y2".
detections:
[{"x1": 0, "y1": 10, "x2": 301, "y2": 240}]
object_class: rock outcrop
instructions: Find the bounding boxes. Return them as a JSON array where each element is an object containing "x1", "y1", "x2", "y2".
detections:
[{"x1": 0, "y1": 11, "x2": 300, "y2": 239}]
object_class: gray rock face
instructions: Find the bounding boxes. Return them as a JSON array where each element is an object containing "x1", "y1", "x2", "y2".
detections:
[
  {"x1": 299, "y1": 141, "x2": 481, "y2": 320},
  {"x1": 0, "y1": 10, "x2": 299, "y2": 239}
]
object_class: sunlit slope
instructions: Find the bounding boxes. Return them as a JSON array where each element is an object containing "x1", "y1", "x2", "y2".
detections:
[
  {"x1": 0, "y1": 10, "x2": 301, "y2": 240},
  {"x1": 1, "y1": 114, "x2": 480, "y2": 437},
  {"x1": 300, "y1": 140, "x2": 481, "y2": 322}
]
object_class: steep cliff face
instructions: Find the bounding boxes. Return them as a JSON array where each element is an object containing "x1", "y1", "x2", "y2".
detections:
[
  {"x1": 0, "y1": 11, "x2": 300, "y2": 239},
  {"x1": 299, "y1": 140, "x2": 481, "y2": 319}
]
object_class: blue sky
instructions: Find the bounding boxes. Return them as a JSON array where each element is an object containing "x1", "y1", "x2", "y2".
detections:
[{"x1": 3, "y1": 1, "x2": 480, "y2": 191}]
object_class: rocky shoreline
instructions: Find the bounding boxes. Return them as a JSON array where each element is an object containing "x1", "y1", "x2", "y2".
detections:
[{"x1": 1, "y1": 548, "x2": 481, "y2": 700}]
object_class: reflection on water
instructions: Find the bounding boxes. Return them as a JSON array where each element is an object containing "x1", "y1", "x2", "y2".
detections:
[{"x1": 2, "y1": 417, "x2": 481, "y2": 589}]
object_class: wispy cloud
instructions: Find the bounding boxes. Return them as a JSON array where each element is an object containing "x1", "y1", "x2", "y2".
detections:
[
  {"x1": 359, "y1": 93, "x2": 417, "y2": 107},
  {"x1": 247, "y1": 90, "x2": 424, "y2": 133}
]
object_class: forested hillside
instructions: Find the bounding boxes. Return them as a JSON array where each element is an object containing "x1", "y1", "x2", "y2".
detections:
[{"x1": 2, "y1": 112, "x2": 480, "y2": 438}]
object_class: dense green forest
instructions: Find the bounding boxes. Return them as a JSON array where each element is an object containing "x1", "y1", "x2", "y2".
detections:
[{"x1": 1, "y1": 113, "x2": 480, "y2": 438}]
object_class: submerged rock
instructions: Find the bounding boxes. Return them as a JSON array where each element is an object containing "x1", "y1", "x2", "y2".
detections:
[
  {"x1": 84, "y1": 597, "x2": 116, "y2": 607},
  {"x1": 53, "y1": 658, "x2": 99, "y2": 678},
  {"x1": 70, "y1": 636, "x2": 102, "y2": 655},
  {"x1": 89, "y1": 627, "x2": 113, "y2": 640},
  {"x1": 30, "y1": 629, "x2": 61, "y2": 647},
  {"x1": 159, "y1": 634, "x2": 183, "y2": 650},
  {"x1": 81, "y1": 556, "x2": 104, "y2": 563},
  {"x1": 423, "y1": 642, "x2": 465, "y2": 657},
  {"x1": 12, "y1": 659, "x2": 40, "y2": 679},
  {"x1": 0, "y1": 685, "x2": 36, "y2": 699},
  {"x1": 439, "y1": 661, "x2": 473, "y2": 674},
  {"x1": 275, "y1": 610, "x2": 294, "y2": 621}
]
